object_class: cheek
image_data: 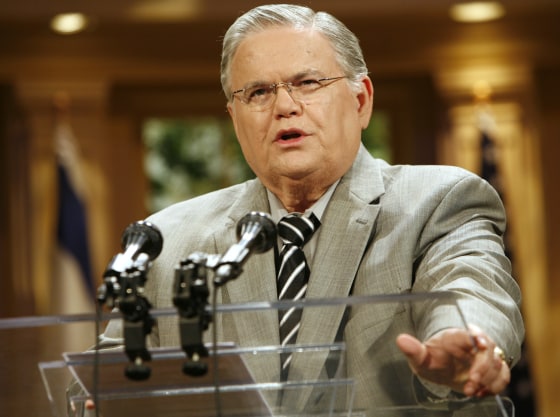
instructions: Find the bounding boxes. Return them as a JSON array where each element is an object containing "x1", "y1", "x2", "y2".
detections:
[
  {"x1": 322, "y1": 102, "x2": 363, "y2": 159},
  {"x1": 230, "y1": 111, "x2": 252, "y2": 146},
  {"x1": 231, "y1": 117, "x2": 265, "y2": 166},
  {"x1": 234, "y1": 127, "x2": 254, "y2": 160},
  {"x1": 321, "y1": 99, "x2": 361, "y2": 139}
]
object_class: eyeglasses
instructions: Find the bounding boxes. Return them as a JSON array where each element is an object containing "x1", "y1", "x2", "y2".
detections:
[{"x1": 231, "y1": 76, "x2": 347, "y2": 111}]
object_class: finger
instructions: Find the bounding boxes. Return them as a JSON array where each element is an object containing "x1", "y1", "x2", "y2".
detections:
[
  {"x1": 464, "y1": 351, "x2": 494, "y2": 396},
  {"x1": 469, "y1": 338, "x2": 494, "y2": 378},
  {"x1": 466, "y1": 331, "x2": 510, "y2": 397},
  {"x1": 85, "y1": 400, "x2": 96, "y2": 410},
  {"x1": 396, "y1": 334, "x2": 427, "y2": 371},
  {"x1": 471, "y1": 365, "x2": 510, "y2": 397},
  {"x1": 476, "y1": 351, "x2": 510, "y2": 396},
  {"x1": 487, "y1": 360, "x2": 510, "y2": 394}
]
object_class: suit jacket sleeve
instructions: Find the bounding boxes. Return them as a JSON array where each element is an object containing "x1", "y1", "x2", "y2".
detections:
[{"x1": 409, "y1": 171, "x2": 523, "y2": 363}]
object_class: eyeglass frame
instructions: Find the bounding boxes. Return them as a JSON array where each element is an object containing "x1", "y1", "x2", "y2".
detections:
[{"x1": 230, "y1": 75, "x2": 348, "y2": 110}]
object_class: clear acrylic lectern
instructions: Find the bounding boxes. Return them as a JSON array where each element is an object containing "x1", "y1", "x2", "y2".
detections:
[{"x1": 6, "y1": 291, "x2": 514, "y2": 417}]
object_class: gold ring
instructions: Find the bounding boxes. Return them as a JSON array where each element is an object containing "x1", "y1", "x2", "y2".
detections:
[{"x1": 494, "y1": 346, "x2": 506, "y2": 362}]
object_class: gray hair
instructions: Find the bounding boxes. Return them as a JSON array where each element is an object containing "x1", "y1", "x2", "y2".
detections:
[{"x1": 220, "y1": 4, "x2": 369, "y2": 100}]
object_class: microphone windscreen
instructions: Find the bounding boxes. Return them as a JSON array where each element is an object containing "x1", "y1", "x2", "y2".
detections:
[
  {"x1": 121, "y1": 221, "x2": 163, "y2": 260},
  {"x1": 236, "y1": 211, "x2": 277, "y2": 254}
]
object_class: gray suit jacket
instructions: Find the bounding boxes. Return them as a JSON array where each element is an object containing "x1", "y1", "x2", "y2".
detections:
[{"x1": 103, "y1": 144, "x2": 524, "y2": 415}]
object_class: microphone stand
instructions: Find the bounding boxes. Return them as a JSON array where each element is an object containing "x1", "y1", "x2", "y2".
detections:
[
  {"x1": 173, "y1": 252, "x2": 212, "y2": 376},
  {"x1": 97, "y1": 254, "x2": 155, "y2": 381}
]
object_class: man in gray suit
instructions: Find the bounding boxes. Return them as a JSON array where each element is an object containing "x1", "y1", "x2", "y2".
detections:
[{"x1": 95, "y1": 3, "x2": 524, "y2": 416}]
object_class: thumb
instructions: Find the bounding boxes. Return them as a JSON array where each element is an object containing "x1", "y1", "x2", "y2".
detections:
[{"x1": 396, "y1": 333, "x2": 427, "y2": 370}]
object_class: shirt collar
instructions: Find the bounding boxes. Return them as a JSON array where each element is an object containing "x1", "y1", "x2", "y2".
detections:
[{"x1": 266, "y1": 180, "x2": 339, "y2": 223}]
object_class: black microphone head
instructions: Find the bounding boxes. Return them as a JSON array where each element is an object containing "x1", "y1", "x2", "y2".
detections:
[
  {"x1": 121, "y1": 221, "x2": 163, "y2": 260},
  {"x1": 236, "y1": 211, "x2": 277, "y2": 254}
]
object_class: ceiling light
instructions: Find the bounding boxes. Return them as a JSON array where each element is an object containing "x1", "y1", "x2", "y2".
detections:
[
  {"x1": 50, "y1": 13, "x2": 89, "y2": 35},
  {"x1": 128, "y1": 0, "x2": 201, "y2": 22},
  {"x1": 449, "y1": 2, "x2": 506, "y2": 23}
]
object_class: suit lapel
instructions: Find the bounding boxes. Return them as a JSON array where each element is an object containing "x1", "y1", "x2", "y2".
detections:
[
  {"x1": 213, "y1": 178, "x2": 278, "y2": 308},
  {"x1": 211, "y1": 180, "x2": 282, "y2": 384},
  {"x1": 301, "y1": 145, "x2": 384, "y2": 340}
]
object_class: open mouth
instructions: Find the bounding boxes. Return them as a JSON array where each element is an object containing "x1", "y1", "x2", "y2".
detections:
[
  {"x1": 277, "y1": 130, "x2": 304, "y2": 141},
  {"x1": 280, "y1": 132, "x2": 301, "y2": 140}
]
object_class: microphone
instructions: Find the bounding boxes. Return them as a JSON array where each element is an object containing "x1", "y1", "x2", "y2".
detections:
[
  {"x1": 98, "y1": 220, "x2": 163, "y2": 380},
  {"x1": 213, "y1": 211, "x2": 277, "y2": 286},
  {"x1": 104, "y1": 221, "x2": 163, "y2": 276}
]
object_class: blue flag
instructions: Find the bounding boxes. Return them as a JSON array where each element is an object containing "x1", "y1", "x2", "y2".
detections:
[
  {"x1": 56, "y1": 160, "x2": 94, "y2": 297},
  {"x1": 57, "y1": 158, "x2": 94, "y2": 295}
]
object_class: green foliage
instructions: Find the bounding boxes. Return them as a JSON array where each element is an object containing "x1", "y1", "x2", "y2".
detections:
[
  {"x1": 143, "y1": 118, "x2": 253, "y2": 213},
  {"x1": 362, "y1": 112, "x2": 392, "y2": 162}
]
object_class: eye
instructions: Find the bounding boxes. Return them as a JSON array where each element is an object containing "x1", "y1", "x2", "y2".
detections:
[
  {"x1": 293, "y1": 78, "x2": 323, "y2": 93},
  {"x1": 247, "y1": 86, "x2": 270, "y2": 101},
  {"x1": 297, "y1": 78, "x2": 321, "y2": 87}
]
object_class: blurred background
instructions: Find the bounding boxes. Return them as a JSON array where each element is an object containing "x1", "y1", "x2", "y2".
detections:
[{"x1": 0, "y1": 0, "x2": 558, "y2": 416}]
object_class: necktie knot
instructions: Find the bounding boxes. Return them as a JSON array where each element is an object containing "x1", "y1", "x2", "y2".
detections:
[{"x1": 278, "y1": 212, "x2": 321, "y2": 248}]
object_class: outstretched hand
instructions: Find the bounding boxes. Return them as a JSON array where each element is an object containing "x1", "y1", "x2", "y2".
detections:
[{"x1": 396, "y1": 325, "x2": 510, "y2": 397}]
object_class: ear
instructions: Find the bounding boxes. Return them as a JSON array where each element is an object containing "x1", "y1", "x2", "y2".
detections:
[
  {"x1": 226, "y1": 101, "x2": 238, "y2": 131},
  {"x1": 356, "y1": 76, "x2": 374, "y2": 130},
  {"x1": 226, "y1": 101, "x2": 234, "y2": 118}
]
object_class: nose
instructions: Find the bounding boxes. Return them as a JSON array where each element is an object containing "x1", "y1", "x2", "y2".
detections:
[{"x1": 272, "y1": 83, "x2": 301, "y2": 116}]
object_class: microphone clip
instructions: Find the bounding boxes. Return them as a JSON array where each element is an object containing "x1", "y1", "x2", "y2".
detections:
[
  {"x1": 173, "y1": 252, "x2": 212, "y2": 376},
  {"x1": 101, "y1": 263, "x2": 155, "y2": 381}
]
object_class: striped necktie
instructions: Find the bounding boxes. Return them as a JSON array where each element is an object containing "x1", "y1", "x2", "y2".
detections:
[{"x1": 277, "y1": 212, "x2": 321, "y2": 379}]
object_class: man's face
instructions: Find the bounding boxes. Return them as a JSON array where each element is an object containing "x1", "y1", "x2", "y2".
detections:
[{"x1": 227, "y1": 26, "x2": 373, "y2": 192}]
